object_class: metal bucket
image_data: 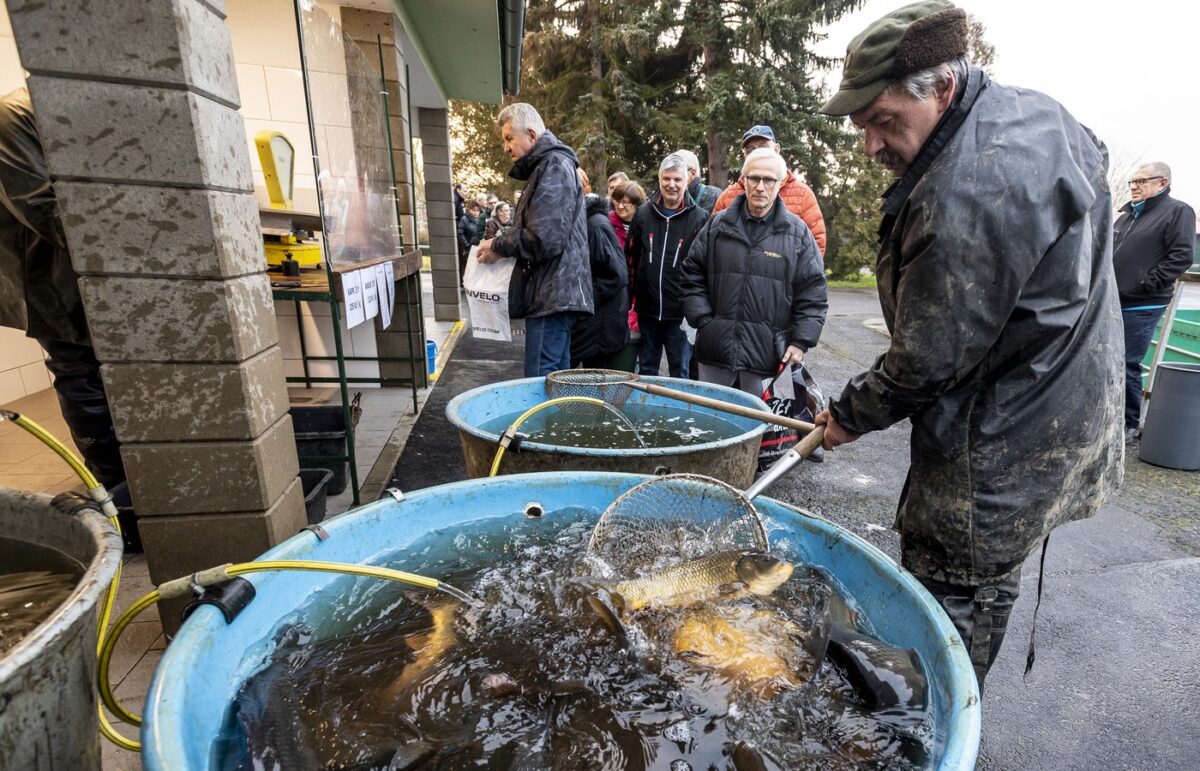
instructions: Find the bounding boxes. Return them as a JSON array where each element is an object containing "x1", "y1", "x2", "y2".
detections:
[
  {"x1": 0, "y1": 488, "x2": 123, "y2": 770},
  {"x1": 142, "y1": 472, "x2": 980, "y2": 770},
  {"x1": 447, "y1": 376, "x2": 770, "y2": 488},
  {"x1": 1140, "y1": 362, "x2": 1200, "y2": 470}
]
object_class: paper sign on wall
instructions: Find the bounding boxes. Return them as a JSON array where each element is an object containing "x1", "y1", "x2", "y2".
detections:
[
  {"x1": 383, "y1": 261, "x2": 396, "y2": 316},
  {"x1": 361, "y1": 268, "x2": 379, "y2": 321},
  {"x1": 342, "y1": 270, "x2": 365, "y2": 328},
  {"x1": 375, "y1": 264, "x2": 392, "y2": 329}
]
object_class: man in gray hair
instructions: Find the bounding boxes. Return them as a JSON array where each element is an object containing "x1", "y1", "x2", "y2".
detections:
[
  {"x1": 674, "y1": 149, "x2": 721, "y2": 215},
  {"x1": 624, "y1": 153, "x2": 710, "y2": 377},
  {"x1": 1112, "y1": 161, "x2": 1195, "y2": 441},
  {"x1": 477, "y1": 102, "x2": 593, "y2": 376},
  {"x1": 814, "y1": 0, "x2": 1124, "y2": 688}
]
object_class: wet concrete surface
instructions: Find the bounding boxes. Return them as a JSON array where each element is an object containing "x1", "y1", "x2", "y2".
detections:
[{"x1": 784, "y1": 288, "x2": 1199, "y2": 770}]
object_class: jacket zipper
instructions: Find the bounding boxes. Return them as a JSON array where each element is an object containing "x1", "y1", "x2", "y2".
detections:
[{"x1": 671, "y1": 239, "x2": 683, "y2": 267}]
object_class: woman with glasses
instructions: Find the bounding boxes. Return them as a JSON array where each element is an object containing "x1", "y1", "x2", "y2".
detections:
[{"x1": 604, "y1": 180, "x2": 648, "y2": 371}]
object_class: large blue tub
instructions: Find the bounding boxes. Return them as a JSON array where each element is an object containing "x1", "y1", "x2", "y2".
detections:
[
  {"x1": 142, "y1": 473, "x2": 979, "y2": 770},
  {"x1": 447, "y1": 376, "x2": 770, "y2": 488}
]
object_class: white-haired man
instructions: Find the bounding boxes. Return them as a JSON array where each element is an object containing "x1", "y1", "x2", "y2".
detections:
[
  {"x1": 1112, "y1": 161, "x2": 1195, "y2": 441},
  {"x1": 476, "y1": 102, "x2": 593, "y2": 376},
  {"x1": 680, "y1": 148, "x2": 827, "y2": 389},
  {"x1": 674, "y1": 149, "x2": 721, "y2": 215},
  {"x1": 624, "y1": 153, "x2": 709, "y2": 377},
  {"x1": 814, "y1": 0, "x2": 1123, "y2": 687}
]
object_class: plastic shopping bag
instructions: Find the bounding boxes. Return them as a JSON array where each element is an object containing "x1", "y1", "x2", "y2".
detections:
[
  {"x1": 462, "y1": 246, "x2": 515, "y2": 342},
  {"x1": 756, "y1": 362, "x2": 824, "y2": 473}
]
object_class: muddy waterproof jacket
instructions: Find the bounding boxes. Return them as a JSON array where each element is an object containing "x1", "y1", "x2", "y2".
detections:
[
  {"x1": 830, "y1": 67, "x2": 1124, "y2": 585},
  {"x1": 625, "y1": 192, "x2": 709, "y2": 321},
  {"x1": 680, "y1": 196, "x2": 827, "y2": 375},
  {"x1": 0, "y1": 87, "x2": 87, "y2": 345},
  {"x1": 571, "y1": 195, "x2": 630, "y2": 363},
  {"x1": 491, "y1": 131, "x2": 593, "y2": 319}
]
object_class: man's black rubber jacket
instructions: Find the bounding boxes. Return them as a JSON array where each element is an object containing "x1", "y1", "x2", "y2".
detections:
[{"x1": 831, "y1": 67, "x2": 1124, "y2": 585}]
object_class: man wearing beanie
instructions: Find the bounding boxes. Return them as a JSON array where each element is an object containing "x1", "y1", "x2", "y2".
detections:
[{"x1": 813, "y1": 1, "x2": 1124, "y2": 688}]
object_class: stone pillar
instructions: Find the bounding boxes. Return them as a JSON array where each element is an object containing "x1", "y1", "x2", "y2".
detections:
[
  {"x1": 419, "y1": 107, "x2": 461, "y2": 322},
  {"x1": 5, "y1": 0, "x2": 305, "y2": 632},
  {"x1": 340, "y1": 8, "x2": 427, "y2": 387}
]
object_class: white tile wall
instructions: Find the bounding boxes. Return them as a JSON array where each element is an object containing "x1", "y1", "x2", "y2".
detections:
[
  {"x1": 0, "y1": 328, "x2": 52, "y2": 403},
  {"x1": 262, "y1": 67, "x2": 308, "y2": 124},
  {"x1": 234, "y1": 64, "x2": 271, "y2": 120},
  {"x1": 18, "y1": 360, "x2": 51, "y2": 393},
  {"x1": 0, "y1": 368, "x2": 25, "y2": 405},
  {"x1": 225, "y1": 0, "x2": 302, "y2": 70}
]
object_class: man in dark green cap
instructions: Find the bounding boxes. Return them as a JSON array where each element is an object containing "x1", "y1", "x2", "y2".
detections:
[{"x1": 812, "y1": 1, "x2": 1124, "y2": 689}]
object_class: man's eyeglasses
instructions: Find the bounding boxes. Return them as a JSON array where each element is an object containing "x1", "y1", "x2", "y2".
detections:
[
  {"x1": 744, "y1": 175, "x2": 779, "y2": 189},
  {"x1": 1128, "y1": 176, "x2": 1164, "y2": 186}
]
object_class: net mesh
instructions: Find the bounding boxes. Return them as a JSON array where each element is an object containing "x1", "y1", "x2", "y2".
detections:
[
  {"x1": 588, "y1": 474, "x2": 768, "y2": 576},
  {"x1": 545, "y1": 369, "x2": 638, "y2": 415}
]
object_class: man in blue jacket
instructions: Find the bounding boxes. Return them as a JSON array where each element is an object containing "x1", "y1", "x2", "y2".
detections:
[{"x1": 1112, "y1": 163, "x2": 1196, "y2": 441}]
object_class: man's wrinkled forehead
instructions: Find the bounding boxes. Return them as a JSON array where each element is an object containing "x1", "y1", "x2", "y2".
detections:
[{"x1": 850, "y1": 93, "x2": 903, "y2": 129}]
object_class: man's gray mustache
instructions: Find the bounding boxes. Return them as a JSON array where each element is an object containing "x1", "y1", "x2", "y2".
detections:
[{"x1": 872, "y1": 149, "x2": 905, "y2": 168}]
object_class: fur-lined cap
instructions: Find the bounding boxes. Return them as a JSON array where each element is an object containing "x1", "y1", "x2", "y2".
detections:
[{"x1": 821, "y1": 0, "x2": 968, "y2": 116}]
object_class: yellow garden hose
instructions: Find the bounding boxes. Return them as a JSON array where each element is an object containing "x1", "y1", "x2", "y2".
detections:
[
  {"x1": 487, "y1": 396, "x2": 609, "y2": 476},
  {"x1": 1, "y1": 410, "x2": 472, "y2": 753}
]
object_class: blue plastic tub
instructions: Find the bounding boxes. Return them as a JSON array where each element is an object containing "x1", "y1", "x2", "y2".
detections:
[
  {"x1": 447, "y1": 376, "x2": 771, "y2": 488},
  {"x1": 142, "y1": 472, "x2": 979, "y2": 770}
]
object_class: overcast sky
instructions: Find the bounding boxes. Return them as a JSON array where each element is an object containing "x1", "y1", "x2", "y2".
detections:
[{"x1": 814, "y1": 0, "x2": 1199, "y2": 211}]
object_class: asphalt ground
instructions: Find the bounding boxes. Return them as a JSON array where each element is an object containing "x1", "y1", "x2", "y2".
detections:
[{"x1": 393, "y1": 289, "x2": 1199, "y2": 769}]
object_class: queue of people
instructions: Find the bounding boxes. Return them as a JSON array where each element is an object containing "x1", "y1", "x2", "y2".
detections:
[{"x1": 458, "y1": 109, "x2": 834, "y2": 385}]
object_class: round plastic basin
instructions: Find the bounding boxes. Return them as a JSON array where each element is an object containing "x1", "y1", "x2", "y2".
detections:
[
  {"x1": 142, "y1": 472, "x2": 979, "y2": 770},
  {"x1": 447, "y1": 376, "x2": 770, "y2": 488}
]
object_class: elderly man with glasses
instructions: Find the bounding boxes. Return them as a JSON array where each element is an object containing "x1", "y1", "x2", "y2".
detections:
[
  {"x1": 680, "y1": 147, "x2": 827, "y2": 390},
  {"x1": 812, "y1": 0, "x2": 1124, "y2": 689},
  {"x1": 711, "y1": 125, "x2": 827, "y2": 256},
  {"x1": 1113, "y1": 163, "x2": 1196, "y2": 442}
]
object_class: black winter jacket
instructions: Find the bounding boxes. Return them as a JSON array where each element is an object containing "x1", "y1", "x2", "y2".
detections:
[
  {"x1": 491, "y1": 131, "x2": 593, "y2": 319},
  {"x1": 830, "y1": 67, "x2": 1124, "y2": 585},
  {"x1": 572, "y1": 195, "x2": 629, "y2": 363},
  {"x1": 681, "y1": 196, "x2": 827, "y2": 375},
  {"x1": 1112, "y1": 188, "x2": 1195, "y2": 307},
  {"x1": 0, "y1": 87, "x2": 87, "y2": 345},
  {"x1": 625, "y1": 191, "x2": 709, "y2": 321},
  {"x1": 457, "y1": 212, "x2": 478, "y2": 258}
]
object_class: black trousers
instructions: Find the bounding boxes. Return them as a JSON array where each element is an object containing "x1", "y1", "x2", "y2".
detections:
[
  {"x1": 904, "y1": 548, "x2": 1023, "y2": 691},
  {"x1": 36, "y1": 337, "x2": 126, "y2": 490}
]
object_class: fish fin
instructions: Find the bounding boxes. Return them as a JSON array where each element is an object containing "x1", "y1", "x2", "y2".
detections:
[
  {"x1": 715, "y1": 582, "x2": 748, "y2": 602},
  {"x1": 827, "y1": 630, "x2": 927, "y2": 711}
]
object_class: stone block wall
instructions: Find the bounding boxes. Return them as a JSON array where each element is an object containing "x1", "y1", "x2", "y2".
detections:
[
  {"x1": 419, "y1": 107, "x2": 461, "y2": 322},
  {"x1": 5, "y1": 0, "x2": 305, "y2": 632}
]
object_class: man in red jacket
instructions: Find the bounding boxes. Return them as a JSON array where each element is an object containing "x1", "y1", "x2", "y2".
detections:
[{"x1": 711, "y1": 125, "x2": 827, "y2": 257}]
